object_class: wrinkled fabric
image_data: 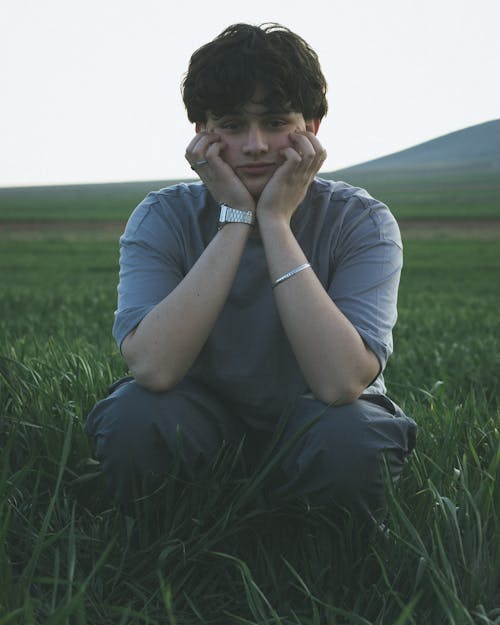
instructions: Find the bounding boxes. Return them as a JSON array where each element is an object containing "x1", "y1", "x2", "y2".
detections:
[
  {"x1": 85, "y1": 378, "x2": 416, "y2": 516},
  {"x1": 113, "y1": 178, "x2": 402, "y2": 415}
]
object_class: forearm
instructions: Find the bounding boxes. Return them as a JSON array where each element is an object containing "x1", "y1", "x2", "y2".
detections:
[
  {"x1": 259, "y1": 217, "x2": 380, "y2": 404},
  {"x1": 122, "y1": 223, "x2": 252, "y2": 391}
]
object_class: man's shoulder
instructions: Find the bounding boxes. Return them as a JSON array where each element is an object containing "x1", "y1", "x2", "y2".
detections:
[
  {"x1": 310, "y1": 176, "x2": 382, "y2": 206},
  {"x1": 306, "y1": 177, "x2": 400, "y2": 243},
  {"x1": 145, "y1": 180, "x2": 208, "y2": 207},
  {"x1": 123, "y1": 181, "x2": 211, "y2": 239}
]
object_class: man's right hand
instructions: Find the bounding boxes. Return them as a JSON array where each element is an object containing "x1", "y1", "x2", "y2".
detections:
[{"x1": 185, "y1": 132, "x2": 256, "y2": 211}]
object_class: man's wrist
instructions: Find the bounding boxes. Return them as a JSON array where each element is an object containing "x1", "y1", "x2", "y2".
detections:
[
  {"x1": 256, "y1": 211, "x2": 292, "y2": 233},
  {"x1": 218, "y1": 203, "x2": 256, "y2": 230}
]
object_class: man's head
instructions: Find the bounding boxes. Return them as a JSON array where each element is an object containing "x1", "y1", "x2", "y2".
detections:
[{"x1": 182, "y1": 23, "x2": 328, "y2": 124}]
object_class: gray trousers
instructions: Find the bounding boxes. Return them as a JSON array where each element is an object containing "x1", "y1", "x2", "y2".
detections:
[{"x1": 84, "y1": 377, "x2": 417, "y2": 517}]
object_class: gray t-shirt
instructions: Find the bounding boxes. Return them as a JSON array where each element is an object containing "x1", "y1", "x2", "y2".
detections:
[{"x1": 113, "y1": 177, "x2": 402, "y2": 422}]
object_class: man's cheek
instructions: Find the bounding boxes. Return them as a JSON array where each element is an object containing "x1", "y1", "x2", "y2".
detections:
[{"x1": 219, "y1": 145, "x2": 235, "y2": 167}]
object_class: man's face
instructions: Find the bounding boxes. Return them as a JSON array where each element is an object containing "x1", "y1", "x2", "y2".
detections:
[{"x1": 198, "y1": 89, "x2": 319, "y2": 200}]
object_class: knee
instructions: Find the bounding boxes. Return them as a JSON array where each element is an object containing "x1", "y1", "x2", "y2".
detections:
[
  {"x1": 84, "y1": 379, "x2": 225, "y2": 504},
  {"x1": 308, "y1": 407, "x2": 383, "y2": 492},
  {"x1": 84, "y1": 383, "x2": 174, "y2": 503},
  {"x1": 275, "y1": 401, "x2": 395, "y2": 513}
]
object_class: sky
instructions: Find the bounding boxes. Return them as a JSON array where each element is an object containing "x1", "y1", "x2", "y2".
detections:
[{"x1": 2, "y1": 0, "x2": 499, "y2": 187}]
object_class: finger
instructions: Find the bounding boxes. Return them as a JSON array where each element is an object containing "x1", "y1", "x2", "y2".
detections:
[
  {"x1": 185, "y1": 132, "x2": 221, "y2": 164},
  {"x1": 190, "y1": 159, "x2": 209, "y2": 173},
  {"x1": 205, "y1": 138, "x2": 228, "y2": 161},
  {"x1": 185, "y1": 130, "x2": 220, "y2": 152},
  {"x1": 303, "y1": 131, "x2": 327, "y2": 162},
  {"x1": 289, "y1": 132, "x2": 317, "y2": 156},
  {"x1": 278, "y1": 146, "x2": 303, "y2": 169},
  {"x1": 185, "y1": 132, "x2": 206, "y2": 155},
  {"x1": 185, "y1": 132, "x2": 209, "y2": 158},
  {"x1": 291, "y1": 131, "x2": 325, "y2": 153},
  {"x1": 290, "y1": 132, "x2": 327, "y2": 168},
  {"x1": 286, "y1": 135, "x2": 316, "y2": 170}
]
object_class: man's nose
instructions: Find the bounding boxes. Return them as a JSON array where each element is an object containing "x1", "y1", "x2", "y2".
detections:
[{"x1": 243, "y1": 125, "x2": 268, "y2": 154}]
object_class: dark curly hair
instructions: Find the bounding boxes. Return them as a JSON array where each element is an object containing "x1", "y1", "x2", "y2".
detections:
[{"x1": 182, "y1": 23, "x2": 328, "y2": 123}]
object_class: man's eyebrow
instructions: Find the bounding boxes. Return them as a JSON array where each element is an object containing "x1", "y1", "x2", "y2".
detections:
[
  {"x1": 211, "y1": 106, "x2": 294, "y2": 119},
  {"x1": 259, "y1": 109, "x2": 293, "y2": 116},
  {"x1": 238, "y1": 108, "x2": 294, "y2": 117}
]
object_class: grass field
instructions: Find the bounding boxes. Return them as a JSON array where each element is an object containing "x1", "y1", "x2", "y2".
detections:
[
  {"x1": 1, "y1": 213, "x2": 499, "y2": 623},
  {"x1": 321, "y1": 169, "x2": 500, "y2": 221},
  {"x1": 1, "y1": 166, "x2": 500, "y2": 223}
]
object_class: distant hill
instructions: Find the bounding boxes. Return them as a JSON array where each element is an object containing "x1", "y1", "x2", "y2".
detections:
[
  {"x1": 1, "y1": 120, "x2": 499, "y2": 221},
  {"x1": 320, "y1": 119, "x2": 500, "y2": 220},
  {"x1": 326, "y1": 118, "x2": 500, "y2": 177}
]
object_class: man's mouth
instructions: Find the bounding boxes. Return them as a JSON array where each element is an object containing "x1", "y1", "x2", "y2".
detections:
[{"x1": 237, "y1": 163, "x2": 275, "y2": 175}]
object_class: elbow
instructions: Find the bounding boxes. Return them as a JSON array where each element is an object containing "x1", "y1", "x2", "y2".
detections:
[
  {"x1": 312, "y1": 381, "x2": 364, "y2": 406},
  {"x1": 312, "y1": 356, "x2": 380, "y2": 405},
  {"x1": 122, "y1": 333, "x2": 182, "y2": 393},
  {"x1": 129, "y1": 362, "x2": 182, "y2": 393}
]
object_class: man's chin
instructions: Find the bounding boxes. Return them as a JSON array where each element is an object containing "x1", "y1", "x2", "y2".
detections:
[
  {"x1": 241, "y1": 180, "x2": 267, "y2": 201},
  {"x1": 248, "y1": 188, "x2": 264, "y2": 201}
]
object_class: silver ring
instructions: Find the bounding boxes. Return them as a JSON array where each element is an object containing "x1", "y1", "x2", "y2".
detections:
[{"x1": 191, "y1": 159, "x2": 208, "y2": 171}]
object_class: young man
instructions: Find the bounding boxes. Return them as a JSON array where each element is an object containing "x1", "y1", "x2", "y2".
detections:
[{"x1": 84, "y1": 23, "x2": 416, "y2": 518}]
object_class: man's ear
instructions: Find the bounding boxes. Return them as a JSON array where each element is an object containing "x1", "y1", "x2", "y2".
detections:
[
  {"x1": 195, "y1": 122, "x2": 206, "y2": 133},
  {"x1": 306, "y1": 118, "x2": 321, "y2": 135}
]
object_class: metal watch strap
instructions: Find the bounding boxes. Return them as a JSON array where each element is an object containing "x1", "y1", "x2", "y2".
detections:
[{"x1": 218, "y1": 203, "x2": 256, "y2": 229}]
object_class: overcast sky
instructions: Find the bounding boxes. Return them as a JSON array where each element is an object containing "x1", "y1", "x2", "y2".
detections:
[{"x1": 2, "y1": 0, "x2": 499, "y2": 187}]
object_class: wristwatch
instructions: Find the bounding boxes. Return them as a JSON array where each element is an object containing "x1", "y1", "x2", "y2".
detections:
[{"x1": 218, "y1": 203, "x2": 256, "y2": 230}]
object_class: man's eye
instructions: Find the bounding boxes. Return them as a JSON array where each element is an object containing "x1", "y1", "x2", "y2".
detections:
[
  {"x1": 220, "y1": 121, "x2": 241, "y2": 131},
  {"x1": 267, "y1": 119, "x2": 287, "y2": 129}
]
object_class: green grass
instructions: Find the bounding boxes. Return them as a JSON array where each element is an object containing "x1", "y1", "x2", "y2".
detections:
[
  {"x1": 321, "y1": 168, "x2": 500, "y2": 220},
  {"x1": 1, "y1": 228, "x2": 499, "y2": 624},
  {"x1": 0, "y1": 180, "x2": 187, "y2": 222},
  {"x1": 1, "y1": 168, "x2": 500, "y2": 222}
]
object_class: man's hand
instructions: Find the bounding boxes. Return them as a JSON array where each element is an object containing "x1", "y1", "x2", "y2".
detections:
[
  {"x1": 256, "y1": 130, "x2": 327, "y2": 225},
  {"x1": 185, "y1": 132, "x2": 256, "y2": 211}
]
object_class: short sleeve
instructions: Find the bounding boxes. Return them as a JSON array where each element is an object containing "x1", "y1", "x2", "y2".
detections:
[
  {"x1": 112, "y1": 195, "x2": 186, "y2": 349},
  {"x1": 328, "y1": 195, "x2": 402, "y2": 373}
]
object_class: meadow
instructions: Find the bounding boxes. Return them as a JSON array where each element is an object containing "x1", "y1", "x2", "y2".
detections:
[
  {"x1": 0, "y1": 212, "x2": 499, "y2": 623},
  {"x1": 1, "y1": 166, "x2": 500, "y2": 222}
]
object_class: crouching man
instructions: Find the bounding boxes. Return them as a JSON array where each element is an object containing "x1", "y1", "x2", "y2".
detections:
[{"x1": 85, "y1": 23, "x2": 416, "y2": 520}]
